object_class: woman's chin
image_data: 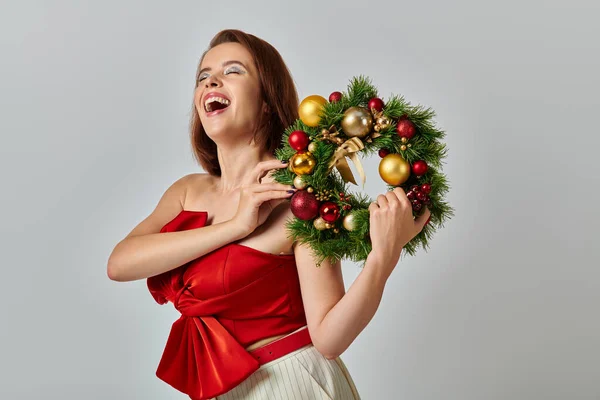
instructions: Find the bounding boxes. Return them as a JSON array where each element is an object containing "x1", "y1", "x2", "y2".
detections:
[
  {"x1": 205, "y1": 129, "x2": 255, "y2": 145},
  {"x1": 204, "y1": 128, "x2": 235, "y2": 140}
]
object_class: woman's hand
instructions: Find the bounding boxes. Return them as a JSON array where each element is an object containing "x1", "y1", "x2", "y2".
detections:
[
  {"x1": 231, "y1": 159, "x2": 295, "y2": 236},
  {"x1": 368, "y1": 187, "x2": 431, "y2": 276}
]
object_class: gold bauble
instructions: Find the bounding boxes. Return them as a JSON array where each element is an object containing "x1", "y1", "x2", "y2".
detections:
[
  {"x1": 333, "y1": 228, "x2": 339, "y2": 234},
  {"x1": 401, "y1": 137, "x2": 408, "y2": 143},
  {"x1": 342, "y1": 212, "x2": 358, "y2": 231},
  {"x1": 378, "y1": 153, "x2": 411, "y2": 185},
  {"x1": 313, "y1": 217, "x2": 328, "y2": 231},
  {"x1": 299, "y1": 95, "x2": 327, "y2": 127},
  {"x1": 376, "y1": 116, "x2": 391, "y2": 130},
  {"x1": 325, "y1": 222, "x2": 333, "y2": 229},
  {"x1": 293, "y1": 175, "x2": 308, "y2": 189},
  {"x1": 307, "y1": 141, "x2": 317, "y2": 153},
  {"x1": 400, "y1": 145, "x2": 407, "y2": 151},
  {"x1": 290, "y1": 151, "x2": 316, "y2": 175},
  {"x1": 307, "y1": 187, "x2": 314, "y2": 193},
  {"x1": 341, "y1": 107, "x2": 373, "y2": 138}
]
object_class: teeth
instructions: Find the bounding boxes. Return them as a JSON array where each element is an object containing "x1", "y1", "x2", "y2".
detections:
[{"x1": 204, "y1": 97, "x2": 230, "y2": 112}]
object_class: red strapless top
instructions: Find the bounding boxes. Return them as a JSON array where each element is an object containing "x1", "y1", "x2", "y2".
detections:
[{"x1": 146, "y1": 210, "x2": 307, "y2": 400}]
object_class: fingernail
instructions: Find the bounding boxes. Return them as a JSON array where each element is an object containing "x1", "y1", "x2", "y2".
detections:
[
  {"x1": 425, "y1": 216, "x2": 431, "y2": 225},
  {"x1": 281, "y1": 160, "x2": 288, "y2": 164},
  {"x1": 290, "y1": 185, "x2": 296, "y2": 189},
  {"x1": 286, "y1": 189, "x2": 296, "y2": 193}
]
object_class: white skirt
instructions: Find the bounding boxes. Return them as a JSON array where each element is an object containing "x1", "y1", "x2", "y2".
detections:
[{"x1": 212, "y1": 344, "x2": 361, "y2": 400}]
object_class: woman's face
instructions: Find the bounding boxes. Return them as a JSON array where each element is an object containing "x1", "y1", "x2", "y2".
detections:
[{"x1": 195, "y1": 42, "x2": 266, "y2": 142}]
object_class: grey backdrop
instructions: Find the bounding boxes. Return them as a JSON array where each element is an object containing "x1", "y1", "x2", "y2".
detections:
[{"x1": 1, "y1": 0, "x2": 599, "y2": 399}]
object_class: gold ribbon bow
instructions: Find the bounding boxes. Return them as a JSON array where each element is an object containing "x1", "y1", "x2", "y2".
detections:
[{"x1": 327, "y1": 137, "x2": 366, "y2": 187}]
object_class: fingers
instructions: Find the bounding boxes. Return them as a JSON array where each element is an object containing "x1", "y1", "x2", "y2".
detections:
[
  {"x1": 246, "y1": 182, "x2": 294, "y2": 193},
  {"x1": 376, "y1": 194, "x2": 389, "y2": 208},
  {"x1": 254, "y1": 159, "x2": 289, "y2": 183},
  {"x1": 269, "y1": 197, "x2": 290, "y2": 208},
  {"x1": 415, "y1": 207, "x2": 431, "y2": 230},
  {"x1": 368, "y1": 201, "x2": 379, "y2": 212},
  {"x1": 392, "y1": 187, "x2": 412, "y2": 208},
  {"x1": 254, "y1": 190, "x2": 295, "y2": 204},
  {"x1": 373, "y1": 188, "x2": 410, "y2": 210},
  {"x1": 385, "y1": 189, "x2": 401, "y2": 208},
  {"x1": 370, "y1": 187, "x2": 407, "y2": 212}
]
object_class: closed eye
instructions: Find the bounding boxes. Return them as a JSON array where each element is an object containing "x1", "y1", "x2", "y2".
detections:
[
  {"x1": 225, "y1": 66, "x2": 243, "y2": 75},
  {"x1": 197, "y1": 65, "x2": 246, "y2": 83}
]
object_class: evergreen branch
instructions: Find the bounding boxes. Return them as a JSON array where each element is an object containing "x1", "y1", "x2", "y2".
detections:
[{"x1": 272, "y1": 76, "x2": 454, "y2": 267}]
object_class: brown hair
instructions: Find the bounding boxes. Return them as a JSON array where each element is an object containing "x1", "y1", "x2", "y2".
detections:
[{"x1": 190, "y1": 29, "x2": 299, "y2": 176}]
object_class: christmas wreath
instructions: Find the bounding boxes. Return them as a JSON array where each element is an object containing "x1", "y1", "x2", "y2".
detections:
[{"x1": 272, "y1": 76, "x2": 454, "y2": 267}]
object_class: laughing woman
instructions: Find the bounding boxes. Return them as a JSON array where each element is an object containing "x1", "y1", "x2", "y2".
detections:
[{"x1": 107, "y1": 29, "x2": 429, "y2": 400}]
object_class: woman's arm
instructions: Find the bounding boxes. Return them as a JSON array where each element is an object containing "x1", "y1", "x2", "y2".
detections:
[
  {"x1": 295, "y1": 188, "x2": 430, "y2": 359},
  {"x1": 294, "y1": 241, "x2": 391, "y2": 359},
  {"x1": 107, "y1": 174, "x2": 248, "y2": 282}
]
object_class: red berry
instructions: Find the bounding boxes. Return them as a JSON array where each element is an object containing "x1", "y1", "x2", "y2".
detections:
[
  {"x1": 378, "y1": 148, "x2": 390, "y2": 158},
  {"x1": 329, "y1": 91, "x2": 342, "y2": 102},
  {"x1": 412, "y1": 199, "x2": 423, "y2": 211},
  {"x1": 424, "y1": 197, "x2": 432, "y2": 206},
  {"x1": 410, "y1": 185, "x2": 419, "y2": 192},
  {"x1": 420, "y1": 183, "x2": 432, "y2": 194},
  {"x1": 368, "y1": 97, "x2": 384, "y2": 112},
  {"x1": 416, "y1": 192, "x2": 427, "y2": 202},
  {"x1": 407, "y1": 191, "x2": 416, "y2": 200}
]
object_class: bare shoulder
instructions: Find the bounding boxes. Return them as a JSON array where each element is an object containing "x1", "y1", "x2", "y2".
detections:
[{"x1": 123, "y1": 173, "x2": 202, "y2": 239}]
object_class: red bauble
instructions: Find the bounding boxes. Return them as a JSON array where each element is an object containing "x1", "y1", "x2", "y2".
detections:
[
  {"x1": 378, "y1": 148, "x2": 390, "y2": 158},
  {"x1": 288, "y1": 130, "x2": 310, "y2": 151},
  {"x1": 396, "y1": 118, "x2": 416, "y2": 139},
  {"x1": 329, "y1": 91, "x2": 342, "y2": 103},
  {"x1": 412, "y1": 160, "x2": 428, "y2": 176},
  {"x1": 420, "y1": 183, "x2": 432, "y2": 194},
  {"x1": 319, "y1": 201, "x2": 340, "y2": 223},
  {"x1": 290, "y1": 191, "x2": 320, "y2": 220},
  {"x1": 368, "y1": 97, "x2": 384, "y2": 112}
]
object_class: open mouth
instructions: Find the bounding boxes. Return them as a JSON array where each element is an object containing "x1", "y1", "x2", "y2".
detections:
[{"x1": 204, "y1": 97, "x2": 231, "y2": 113}]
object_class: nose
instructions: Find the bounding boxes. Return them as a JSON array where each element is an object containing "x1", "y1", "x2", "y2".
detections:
[{"x1": 204, "y1": 74, "x2": 221, "y2": 88}]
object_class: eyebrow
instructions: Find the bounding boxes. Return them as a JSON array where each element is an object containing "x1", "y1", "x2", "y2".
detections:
[{"x1": 198, "y1": 60, "x2": 248, "y2": 76}]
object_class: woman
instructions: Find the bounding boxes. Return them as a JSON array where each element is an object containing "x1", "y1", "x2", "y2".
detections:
[{"x1": 107, "y1": 29, "x2": 430, "y2": 400}]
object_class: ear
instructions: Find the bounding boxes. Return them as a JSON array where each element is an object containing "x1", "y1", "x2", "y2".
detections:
[{"x1": 262, "y1": 101, "x2": 270, "y2": 114}]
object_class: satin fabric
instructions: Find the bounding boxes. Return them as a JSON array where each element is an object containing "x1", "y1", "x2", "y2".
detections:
[{"x1": 147, "y1": 210, "x2": 307, "y2": 400}]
